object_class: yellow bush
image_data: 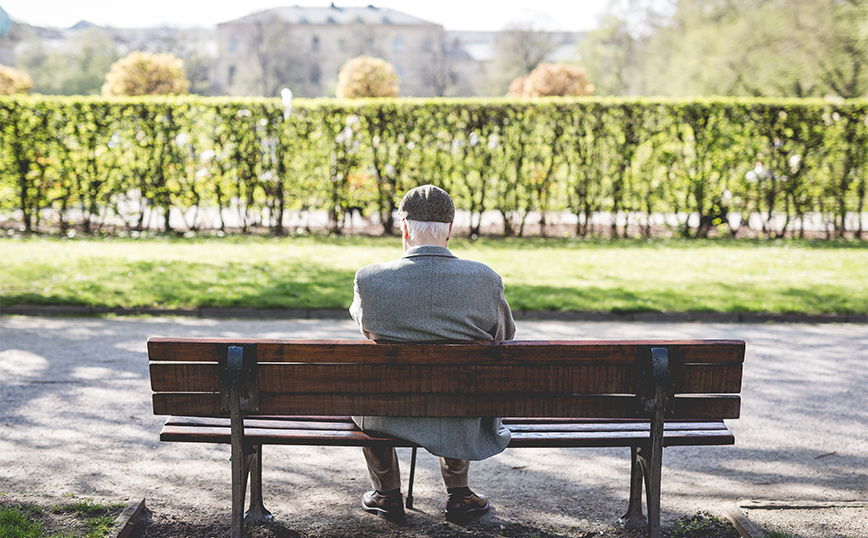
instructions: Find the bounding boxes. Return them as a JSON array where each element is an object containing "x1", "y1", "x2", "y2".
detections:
[
  {"x1": 0, "y1": 64, "x2": 33, "y2": 95},
  {"x1": 102, "y1": 51, "x2": 190, "y2": 97},
  {"x1": 336, "y1": 55, "x2": 399, "y2": 98}
]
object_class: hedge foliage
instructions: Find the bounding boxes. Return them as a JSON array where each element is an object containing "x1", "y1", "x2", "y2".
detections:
[{"x1": 1, "y1": 95, "x2": 866, "y2": 238}]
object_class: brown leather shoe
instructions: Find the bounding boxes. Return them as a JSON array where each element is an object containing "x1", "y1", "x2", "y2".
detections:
[
  {"x1": 445, "y1": 490, "x2": 490, "y2": 521},
  {"x1": 362, "y1": 490, "x2": 405, "y2": 523}
]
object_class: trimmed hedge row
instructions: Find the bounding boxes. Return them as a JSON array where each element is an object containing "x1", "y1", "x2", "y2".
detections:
[{"x1": 1, "y1": 95, "x2": 866, "y2": 238}]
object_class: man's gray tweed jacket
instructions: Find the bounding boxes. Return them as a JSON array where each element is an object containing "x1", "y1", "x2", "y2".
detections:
[{"x1": 349, "y1": 245, "x2": 515, "y2": 460}]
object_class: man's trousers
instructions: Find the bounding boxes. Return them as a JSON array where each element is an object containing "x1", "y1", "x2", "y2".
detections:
[{"x1": 362, "y1": 445, "x2": 470, "y2": 492}]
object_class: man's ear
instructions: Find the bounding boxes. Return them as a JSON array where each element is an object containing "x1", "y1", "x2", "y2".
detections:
[
  {"x1": 447, "y1": 222, "x2": 453, "y2": 241},
  {"x1": 401, "y1": 219, "x2": 409, "y2": 239}
]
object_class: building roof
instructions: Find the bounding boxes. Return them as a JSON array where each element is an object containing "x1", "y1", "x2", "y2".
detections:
[
  {"x1": 0, "y1": 5, "x2": 14, "y2": 38},
  {"x1": 69, "y1": 20, "x2": 100, "y2": 31},
  {"x1": 222, "y1": 4, "x2": 439, "y2": 27}
]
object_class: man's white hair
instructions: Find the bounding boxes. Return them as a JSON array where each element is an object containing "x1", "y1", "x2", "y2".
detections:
[{"x1": 405, "y1": 219, "x2": 451, "y2": 243}]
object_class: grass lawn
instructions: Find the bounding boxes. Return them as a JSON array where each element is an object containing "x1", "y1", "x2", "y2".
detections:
[
  {"x1": 0, "y1": 496, "x2": 123, "y2": 538},
  {"x1": 1, "y1": 235, "x2": 866, "y2": 315}
]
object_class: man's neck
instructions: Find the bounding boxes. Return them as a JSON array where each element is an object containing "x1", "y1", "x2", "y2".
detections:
[{"x1": 403, "y1": 240, "x2": 448, "y2": 252}]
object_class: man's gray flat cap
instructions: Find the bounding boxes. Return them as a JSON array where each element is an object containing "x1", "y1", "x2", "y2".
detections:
[{"x1": 397, "y1": 185, "x2": 455, "y2": 223}]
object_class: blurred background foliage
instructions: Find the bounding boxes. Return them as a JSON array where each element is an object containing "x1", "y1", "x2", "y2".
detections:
[
  {"x1": 581, "y1": 0, "x2": 868, "y2": 99},
  {"x1": 5, "y1": 0, "x2": 867, "y2": 100}
]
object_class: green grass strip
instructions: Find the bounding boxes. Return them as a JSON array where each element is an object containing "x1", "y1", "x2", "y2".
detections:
[
  {"x1": 0, "y1": 506, "x2": 45, "y2": 538},
  {"x1": 2, "y1": 236, "x2": 866, "y2": 315}
]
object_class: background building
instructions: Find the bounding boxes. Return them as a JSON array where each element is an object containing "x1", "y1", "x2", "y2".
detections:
[
  {"x1": 2, "y1": 2, "x2": 585, "y2": 97},
  {"x1": 214, "y1": 4, "x2": 584, "y2": 98},
  {"x1": 214, "y1": 5, "x2": 446, "y2": 97}
]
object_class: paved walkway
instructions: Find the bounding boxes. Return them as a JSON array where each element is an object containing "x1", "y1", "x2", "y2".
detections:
[{"x1": 1, "y1": 315, "x2": 866, "y2": 536}]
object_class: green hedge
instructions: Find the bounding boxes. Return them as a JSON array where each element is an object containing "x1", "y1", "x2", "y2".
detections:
[{"x1": 1, "y1": 95, "x2": 866, "y2": 238}]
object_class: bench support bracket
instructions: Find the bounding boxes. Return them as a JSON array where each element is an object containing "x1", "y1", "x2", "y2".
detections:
[
  {"x1": 227, "y1": 346, "x2": 272, "y2": 538},
  {"x1": 245, "y1": 445, "x2": 273, "y2": 523},
  {"x1": 619, "y1": 347, "x2": 669, "y2": 538},
  {"x1": 620, "y1": 445, "x2": 649, "y2": 529}
]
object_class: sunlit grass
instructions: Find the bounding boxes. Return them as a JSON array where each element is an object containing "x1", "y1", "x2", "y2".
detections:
[
  {"x1": 2, "y1": 235, "x2": 866, "y2": 315},
  {"x1": 0, "y1": 499, "x2": 119, "y2": 538}
]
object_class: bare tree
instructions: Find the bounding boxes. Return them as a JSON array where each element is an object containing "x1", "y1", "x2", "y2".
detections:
[
  {"x1": 419, "y1": 35, "x2": 457, "y2": 96},
  {"x1": 236, "y1": 15, "x2": 310, "y2": 97},
  {"x1": 485, "y1": 21, "x2": 557, "y2": 95}
]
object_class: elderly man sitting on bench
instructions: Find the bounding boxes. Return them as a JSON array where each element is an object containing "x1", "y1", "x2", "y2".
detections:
[{"x1": 349, "y1": 185, "x2": 516, "y2": 523}]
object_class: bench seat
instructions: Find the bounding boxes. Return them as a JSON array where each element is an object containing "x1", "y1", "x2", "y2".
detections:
[{"x1": 160, "y1": 415, "x2": 735, "y2": 448}]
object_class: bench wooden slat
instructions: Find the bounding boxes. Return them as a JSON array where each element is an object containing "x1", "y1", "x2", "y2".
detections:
[
  {"x1": 163, "y1": 416, "x2": 731, "y2": 433},
  {"x1": 159, "y1": 416, "x2": 734, "y2": 448},
  {"x1": 147, "y1": 340, "x2": 218, "y2": 362},
  {"x1": 150, "y1": 363, "x2": 218, "y2": 392},
  {"x1": 153, "y1": 393, "x2": 220, "y2": 416},
  {"x1": 161, "y1": 425, "x2": 406, "y2": 445},
  {"x1": 164, "y1": 416, "x2": 362, "y2": 431},
  {"x1": 153, "y1": 392, "x2": 741, "y2": 419},
  {"x1": 259, "y1": 393, "x2": 741, "y2": 419},
  {"x1": 508, "y1": 429, "x2": 735, "y2": 448},
  {"x1": 676, "y1": 363, "x2": 743, "y2": 393},
  {"x1": 147, "y1": 338, "x2": 745, "y2": 365},
  {"x1": 149, "y1": 362, "x2": 742, "y2": 395},
  {"x1": 258, "y1": 363, "x2": 743, "y2": 394},
  {"x1": 259, "y1": 364, "x2": 635, "y2": 394},
  {"x1": 504, "y1": 421, "x2": 730, "y2": 432}
]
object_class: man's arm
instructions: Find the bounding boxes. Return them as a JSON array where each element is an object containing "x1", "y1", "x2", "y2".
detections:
[
  {"x1": 349, "y1": 275, "x2": 375, "y2": 340},
  {"x1": 491, "y1": 277, "x2": 516, "y2": 341}
]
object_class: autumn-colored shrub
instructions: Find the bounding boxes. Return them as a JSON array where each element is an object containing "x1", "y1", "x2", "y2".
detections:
[
  {"x1": 336, "y1": 56, "x2": 400, "y2": 98},
  {"x1": 0, "y1": 64, "x2": 33, "y2": 95},
  {"x1": 509, "y1": 63, "x2": 594, "y2": 97},
  {"x1": 102, "y1": 51, "x2": 190, "y2": 97}
]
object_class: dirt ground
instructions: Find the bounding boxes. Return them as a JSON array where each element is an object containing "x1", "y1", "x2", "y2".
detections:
[
  {"x1": 1, "y1": 315, "x2": 866, "y2": 537},
  {"x1": 0, "y1": 491, "x2": 738, "y2": 538}
]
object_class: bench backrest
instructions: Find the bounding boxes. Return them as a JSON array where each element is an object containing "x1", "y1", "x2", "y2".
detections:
[{"x1": 148, "y1": 338, "x2": 744, "y2": 420}]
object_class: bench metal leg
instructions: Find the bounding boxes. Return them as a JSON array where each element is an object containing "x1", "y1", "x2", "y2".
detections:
[
  {"x1": 406, "y1": 447, "x2": 417, "y2": 509},
  {"x1": 625, "y1": 442, "x2": 663, "y2": 538},
  {"x1": 619, "y1": 445, "x2": 648, "y2": 530},
  {"x1": 620, "y1": 347, "x2": 669, "y2": 538},
  {"x1": 228, "y1": 347, "x2": 246, "y2": 538},
  {"x1": 646, "y1": 408, "x2": 664, "y2": 538},
  {"x1": 230, "y1": 430, "x2": 248, "y2": 538},
  {"x1": 644, "y1": 347, "x2": 669, "y2": 538},
  {"x1": 245, "y1": 444, "x2": 273, "y2": 523}
]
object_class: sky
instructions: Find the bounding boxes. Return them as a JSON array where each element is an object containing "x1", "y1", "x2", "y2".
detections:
[{"x1": 1, "y1": 0, "x2": 610, "y2": 32}]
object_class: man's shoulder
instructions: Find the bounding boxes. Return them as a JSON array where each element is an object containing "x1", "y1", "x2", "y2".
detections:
[
  {"x1": 355, "y1": 252, "x2": 502, "y2": 282},
  {"x1": 354, "y1": 258, "x2": 406, "y2": 280},
  {"x1": 449, "y1": 257, "x2": 502, "y2": 278}
]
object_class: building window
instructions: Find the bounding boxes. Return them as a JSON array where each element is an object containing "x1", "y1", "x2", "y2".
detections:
[
  {"x1": 228, "y1": 65, "x2": 236, "y2": 85},
  {"x1": 394, "y1": 36, "x2": 404, "y2": 53},
  {"x1": 312, "y1": 36, "x2": 320, "y2": 52},
  {"x1": 310, "y1": 65, "x2": 321, "y2": 85},
  {"x1": 228, "y1": 36, "x2": 237, "y2": 52},
  {"x1": 339, "y1": 39, "x2": 347, "y2": 51}
]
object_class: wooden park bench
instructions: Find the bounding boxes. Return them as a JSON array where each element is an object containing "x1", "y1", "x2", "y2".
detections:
[{"x1": 148, "y1": 338, "x2": 744, "y2": 538}]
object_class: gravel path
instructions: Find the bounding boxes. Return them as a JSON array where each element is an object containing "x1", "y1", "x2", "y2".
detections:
[{"x1": 1, "y1": 315, "x2": 866, "y2": 537}]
